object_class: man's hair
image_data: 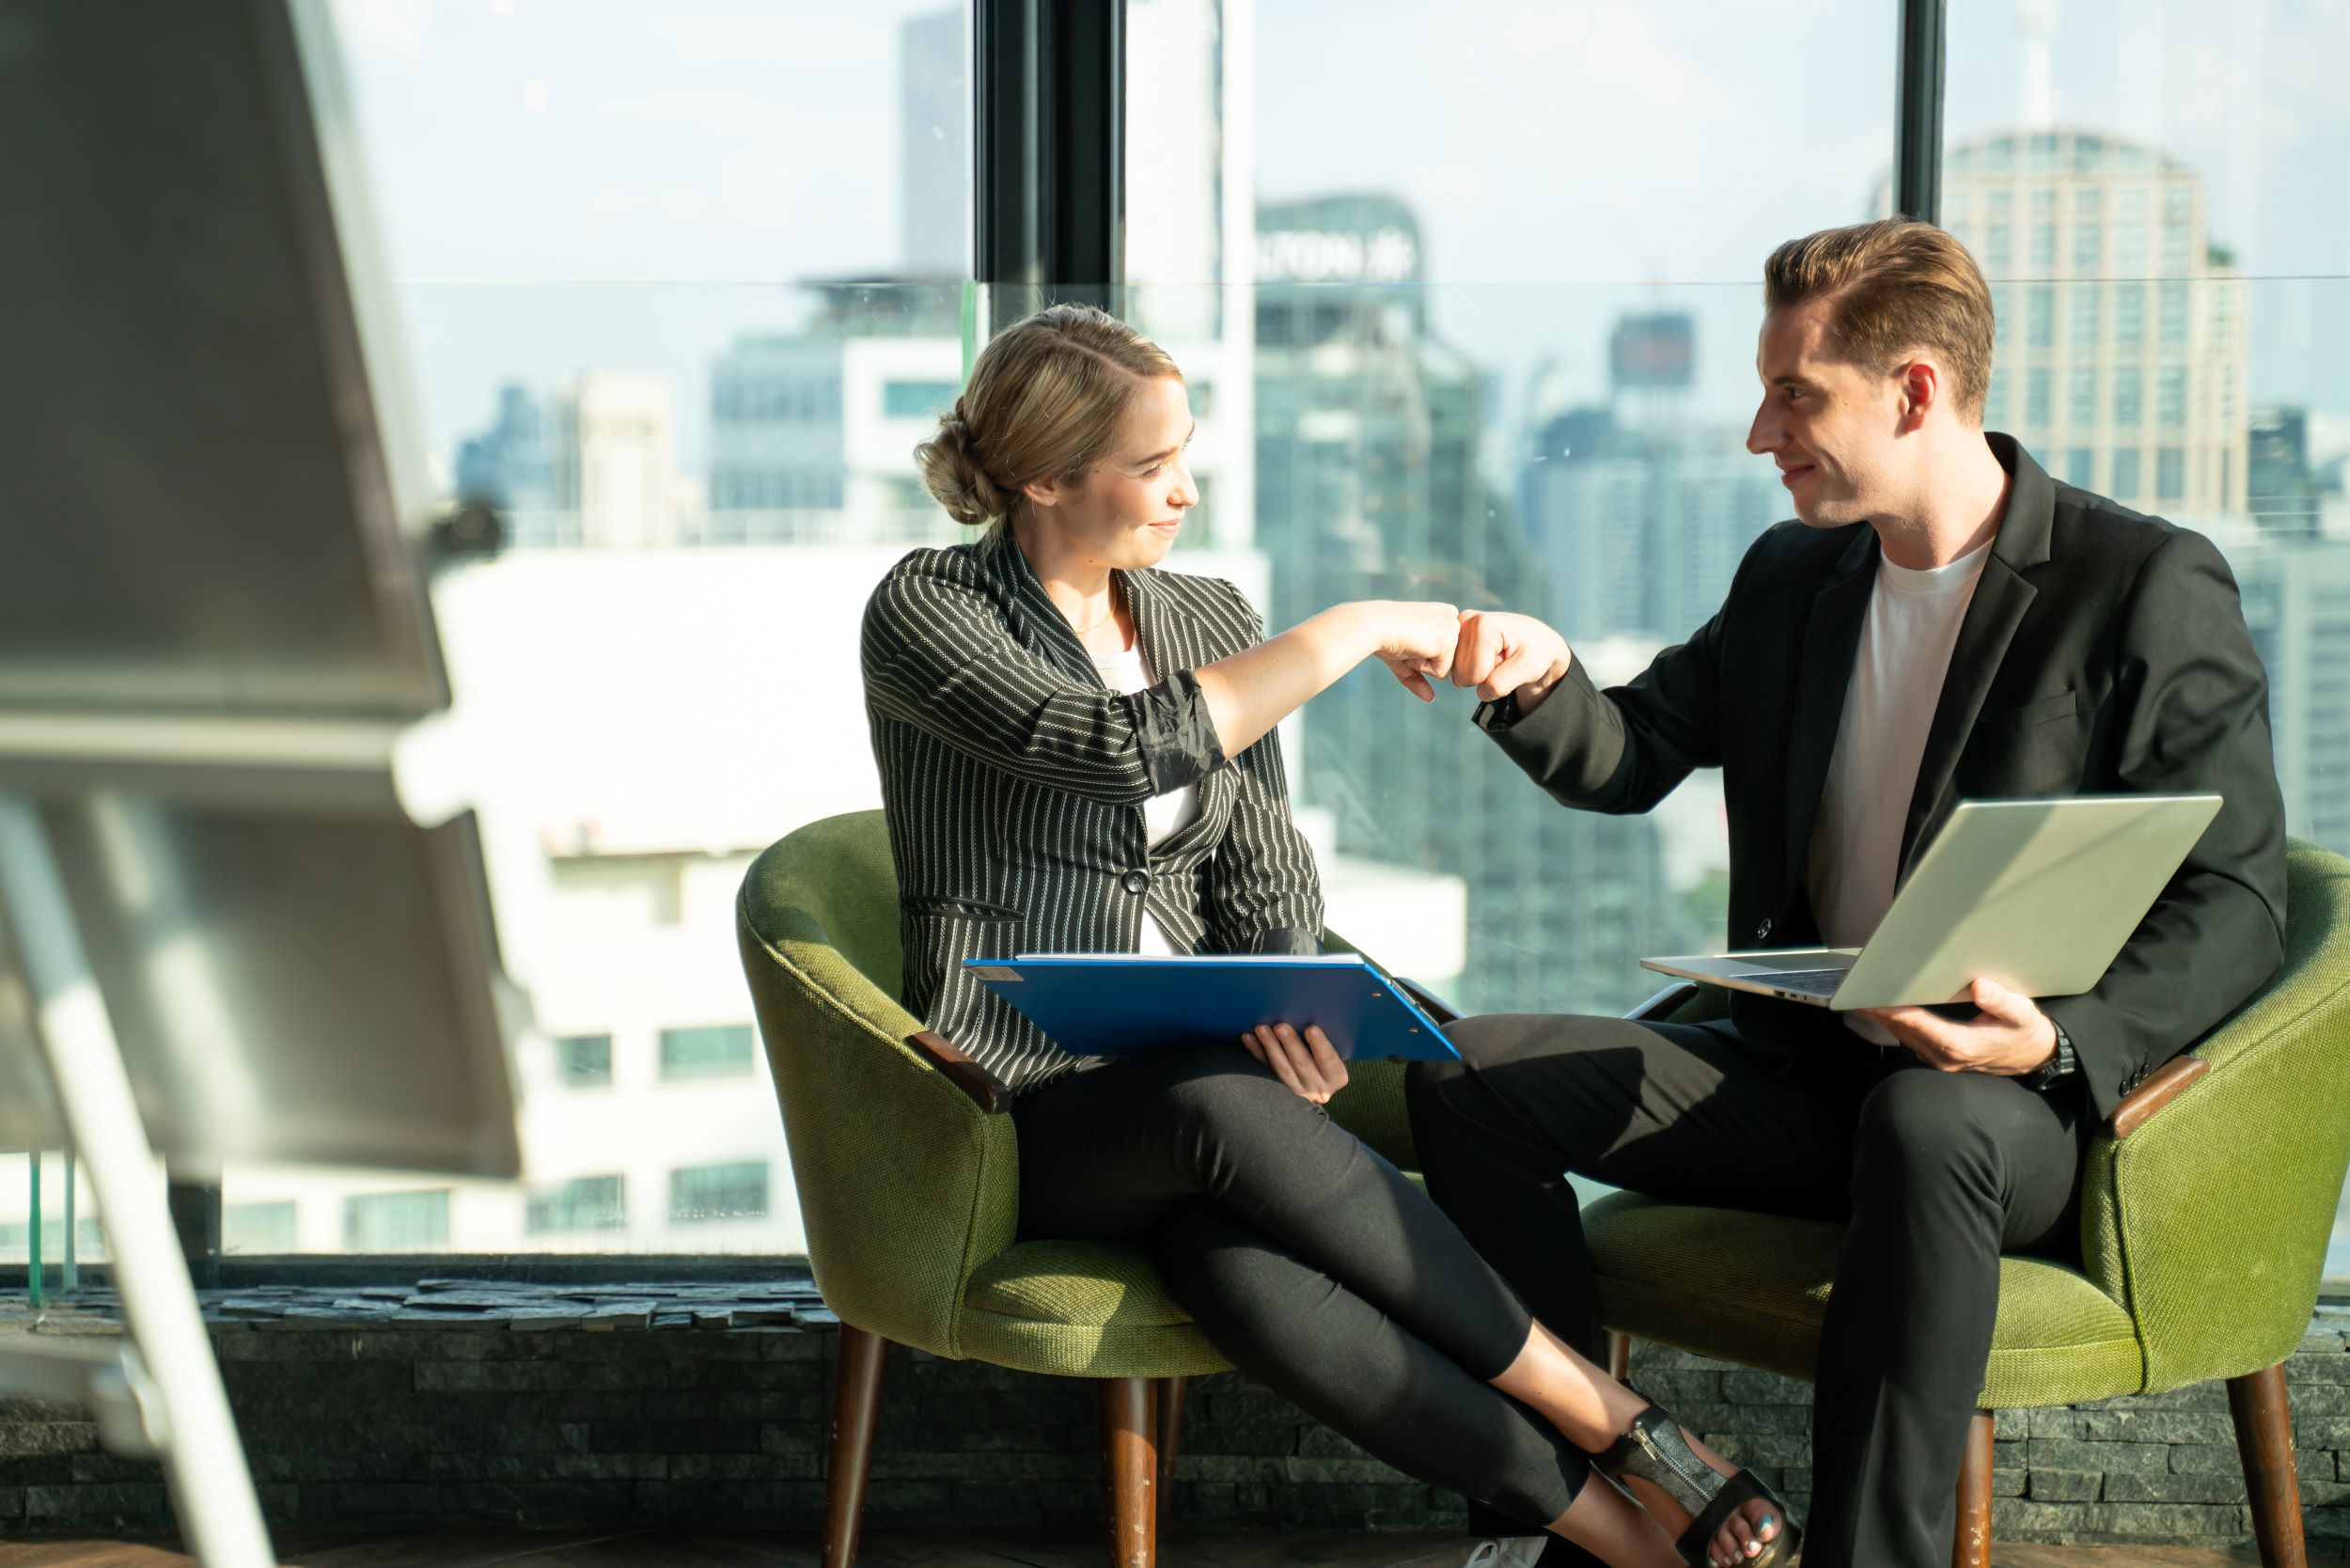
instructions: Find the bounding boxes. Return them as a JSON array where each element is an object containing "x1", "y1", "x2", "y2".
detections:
[{"x1": 1763, "y1": 219, "x2": 1996, "y2": 424}]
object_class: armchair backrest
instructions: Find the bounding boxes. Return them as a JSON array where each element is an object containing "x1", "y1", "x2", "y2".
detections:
[
  {"x1": 735, "y1": 809, "x2": 1017, "y2": 1357},
  {"x1": 2080, "y1": 839, "x2": 2350, "y2": 1392}
]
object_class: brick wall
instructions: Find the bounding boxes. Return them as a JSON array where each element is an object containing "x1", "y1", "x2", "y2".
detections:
[{"x1": 3, "y1": 1308, "x2": 2347, "y2": 1552}]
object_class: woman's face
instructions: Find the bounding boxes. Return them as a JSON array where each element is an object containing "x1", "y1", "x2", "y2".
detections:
[{"x1": 1021, "y1": 375, "x2": 1198, "y2": 571}]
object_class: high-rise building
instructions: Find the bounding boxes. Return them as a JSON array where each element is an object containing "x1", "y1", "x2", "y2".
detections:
[
  {"x1": 2229, "y1": 541, "x2": 2350, "y2": 859},
  {"x1": 548, "y1": 373, "x2": 680, "y2": 549},
  {"x1": 1518, "y1": 311, "x2": 1784, "y2": 647},
  {"x1": 454, "y1": 383, "x2": 555, "y2": 516},
  {"x1": 1253, "y1": 195, "x2": 1701, "y2": 1016},
  {"x1": 1926, "y1": 129, "x2": 2249, "y2": 520},
  {"x1": 2248, "y1": 405, "x2": 2349, "y2": 541}
]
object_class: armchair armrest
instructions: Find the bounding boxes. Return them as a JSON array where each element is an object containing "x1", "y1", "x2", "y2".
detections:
[
  {"x1": 907, "y1": 1030, "x2": 1013, "y2": 1114},
  {"x1": 2107, "y1": 1054, "x2": 2208, "y2": 1140}
]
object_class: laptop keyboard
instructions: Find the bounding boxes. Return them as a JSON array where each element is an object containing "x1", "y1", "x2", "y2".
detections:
[{"x1": 1756, "y1": 968, "x2": 1852, "y2": 996}]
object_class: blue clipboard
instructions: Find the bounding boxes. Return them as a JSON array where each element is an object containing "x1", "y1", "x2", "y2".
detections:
[{"x1": 962, "y1": 953, "x2": 1461, "y2": 1061}]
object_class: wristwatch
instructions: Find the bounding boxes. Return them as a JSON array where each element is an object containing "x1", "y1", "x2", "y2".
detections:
[{"x1": 2024, "y1": 1018, "x2": 2077, "y2": 1091}]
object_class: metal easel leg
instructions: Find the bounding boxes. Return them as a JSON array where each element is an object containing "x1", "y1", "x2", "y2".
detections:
[{"x1": 0, "y1": 794, "x2": 273, "y2": 1568}]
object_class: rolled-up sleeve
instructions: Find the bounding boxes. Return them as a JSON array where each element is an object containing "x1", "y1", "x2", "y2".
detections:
[{"x1": 862, "y1": 551, "x2": 1230, "y2": 805}]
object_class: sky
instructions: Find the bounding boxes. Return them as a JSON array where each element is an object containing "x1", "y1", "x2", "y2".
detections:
[{"x1": 322, "y1": 0, "x2": 2350, "y2": 482}]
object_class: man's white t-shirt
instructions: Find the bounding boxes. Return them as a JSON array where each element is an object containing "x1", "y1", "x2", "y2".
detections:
[
  {"x1": 1807, "y1": 539, "x2": 1994, "y2": 1044},
  {"x1": 1090, "y1": 641, "x2": 1203, "y2": 956}
]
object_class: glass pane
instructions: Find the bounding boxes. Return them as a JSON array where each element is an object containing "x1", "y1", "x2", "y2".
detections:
[
  {"x1": 198, "y1": 0, "x2": 969, "y2": 1255},
  {"x1": 554, "y1": 1034, "x2": 613, "y2": 1089},
  {"x1": 344, "y1": 1190, "x2": 451, "y2": 1252},
  {"x1": 658, "y1": 1025, "x2": 758, "y2": 1083},
  {"x1": 670, "y1": 1161, "x2": 770, "y2": 1224},
  {"x1": 226, "y1": 1200, "x2": 299, "y2": 1255},
  {"x1": 525, "y1": 1175, "x2": 626, "y2": 1235},
  {"x1": 1951, "y1": 2, "x2": 2350, "y2": 1283}
]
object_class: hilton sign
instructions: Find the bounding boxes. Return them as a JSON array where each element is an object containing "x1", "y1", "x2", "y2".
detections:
[{"x1": 1256, "y1": 226, "x2": 1421, "y2": 285}]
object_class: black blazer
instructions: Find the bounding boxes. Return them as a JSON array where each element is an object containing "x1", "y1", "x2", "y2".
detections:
[
  {"x1": 1478, "y1": 434, "x2": 2287, "y2": 1120},
  {"x1": 861, "y1": 526, "x2": 1323, "y2": 1093}
]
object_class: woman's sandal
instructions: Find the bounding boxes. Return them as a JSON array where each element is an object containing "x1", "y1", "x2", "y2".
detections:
[{"x1": 1596, "y1": 1396, "x2": 1802, "y2": 1567}]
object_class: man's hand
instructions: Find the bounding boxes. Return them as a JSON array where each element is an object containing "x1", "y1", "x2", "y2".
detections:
[
  {"x1": 1238, "y1": 1022, "x2": 1349, "y2": 1103},
  {"x1": 1857, "y1": 979, "x2": 2059, "y2": 1075},
  {"x1": 1451, "y1": 610, "x2": 1574, "y2": 713}
]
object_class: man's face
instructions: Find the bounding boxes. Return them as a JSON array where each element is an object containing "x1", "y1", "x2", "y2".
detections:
[{"x1": 1746, "y1": 297, "x2": 1909, "y2": 528}]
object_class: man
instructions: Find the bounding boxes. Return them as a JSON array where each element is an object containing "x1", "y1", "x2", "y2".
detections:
[{"x1": 1416, "y1": 219, "x2": 2286, "y2": 1568}]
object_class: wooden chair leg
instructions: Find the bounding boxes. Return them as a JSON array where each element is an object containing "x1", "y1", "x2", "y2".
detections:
[
  {"x1": 1951, "y1": 1410, "x2": 1996, "y2": 1568},
  {"x1": 1606, "y1": 1329, "x2": 1632, "y2": 1382},
  {"x1": 823, "y1": 1325, "x2": 890, "y2": 1568},
  {"x1": 2230, "y1": 1362, "x2": 2309, "y2": 1568},
  {"x1": 1156, "y1": 1375, "x2": 1187, "y2": 1500},
  {"x1": 1098, "y1": 1375, "x2": 1159, "y2": 1568}
]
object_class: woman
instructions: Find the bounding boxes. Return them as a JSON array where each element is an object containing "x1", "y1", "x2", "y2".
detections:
[{"x1": 862, "y1": 304, "x2": 1794, "y2": 1568}]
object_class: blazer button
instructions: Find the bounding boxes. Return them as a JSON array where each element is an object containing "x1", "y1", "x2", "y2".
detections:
[
  {"x1": 1756, "y1": 917, "x2": 1773, "y2": 941},
  {"x1": 1121, "y1": 870, "x2": 1151, "y2": 896}
]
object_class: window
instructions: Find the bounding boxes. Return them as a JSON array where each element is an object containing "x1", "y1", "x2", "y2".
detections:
[
  {"x1": 226, "y1": 1200, "x2": 298, "y2": 1254},
  {"x1": 1982, "y1": 366, "x2": 2009, "y2": 428},
  {"x1": 2064, "y1": 449, "x2": 2094, "y2": 488},
  {"x1": 2156, "y1": 447, "x2": 2186, "y2": 501},
  {"x1": 2159, "y1": 282, "x2": 2189, "y2": 351},
  {"x1": 884, "y1": 380, "x2": 960, "y2": 418},
  {"x1": 2027, "y1": 368, "x2": 2052, "y2": 427},
  {"x1": 2113, "y1": 367, "x2": 2143, "y2": 428},
  {"x1": 659, "y1": 1024, "x2": 757, "y2": 1082},
  {"x1": 670, "y1": 1161, "x2": 769, "y2": 1224},
  {"x1": 555, "y1": 1033, "x2": 612, "y2": 1088},
  {"x1": 2029, "y1": 222, "x2": 2056, "y2": 272},
  {"x1": 2077, "y1": 221, "x2": 2115, "y2": 270},
  {"x1": 525, "y1": 1176, "x2": 625, "y2": 1235},
  {"x1": 2161, "y1": 220, "x2": 2192, "y2": 272},
  {"x1": 344, "y1": 1191, "x2": 451, "y2": 1252},
  {"x1": 179, "y1": 0, "x2": 969, "y2": 1259},
  {"x1": 2028, "y1": 286, "x2": 2055, "y2": 348},
  {"x1": 2111, "y1": 448, "x2": 2141, "y2": 500},
  {"x1": 2158, "y1": 368, "x2": 2187, "y2": 431},
  {"x1": 2069, "y1": 368, "x2": 2098, "y2": 427},
  {"x1": 2071, "y1": 289, "x2": 2101, "y2": 351},
  {"x1": 2114, "y1": 284, "x2": 2145, "y2": 350}
]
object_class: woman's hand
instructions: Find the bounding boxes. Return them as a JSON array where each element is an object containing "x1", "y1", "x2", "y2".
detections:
[
  {"x1": 1359, "y1": 600, "x2": 1462, "y2": 700},
  {"x1": 1238, "y1": 1023, "x2": 1350, "y2": 1103}
]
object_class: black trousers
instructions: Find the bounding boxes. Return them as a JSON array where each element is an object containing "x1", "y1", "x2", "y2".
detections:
[
  {"x1": 1013, "y1": 1042, "x2": 1593, "y2": 1529},
  {"x1": 1408, "y1": 1011, "x2": 2093, "y2": 1568}
]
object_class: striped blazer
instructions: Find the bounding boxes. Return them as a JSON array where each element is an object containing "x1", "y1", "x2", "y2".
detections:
[{"x1": 860, "y1": 526, "x2": 1324, "y2": 1092}]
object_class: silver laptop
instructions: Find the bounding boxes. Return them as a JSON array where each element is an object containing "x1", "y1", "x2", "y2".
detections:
[{"x1": 1640, "y1": 794, "x2": 2223, "y2": 1010}]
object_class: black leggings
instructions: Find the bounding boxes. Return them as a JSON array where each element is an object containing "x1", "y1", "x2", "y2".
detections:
[{"x1": 1012, "y1": 1041, "x2": 1590, "y2": 1528}]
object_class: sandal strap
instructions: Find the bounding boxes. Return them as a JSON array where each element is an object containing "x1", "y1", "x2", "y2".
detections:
[
  {"x1": 1596, "y1": 1403, "x2": 1720, "y2": 1521},
  {"x1": 1672, "y1": 1468, "x2": 1802, "y2": 1568},
  {"x1": 1596, "y1": 1398, "x2": 1803, "y2": 1568}
]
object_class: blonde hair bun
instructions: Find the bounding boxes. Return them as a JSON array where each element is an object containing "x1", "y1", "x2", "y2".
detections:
[{"x1": 911, "y1": 304, "x2": 1181, "y2": 530}]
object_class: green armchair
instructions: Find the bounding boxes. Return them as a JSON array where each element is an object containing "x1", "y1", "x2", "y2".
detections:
[
  {"x1": 1583, "y1": 839, "x2": 2350, "y2": 1568},
  {"x1": 733, "y1": 808, "x2": 1418, "y2": 1568}
]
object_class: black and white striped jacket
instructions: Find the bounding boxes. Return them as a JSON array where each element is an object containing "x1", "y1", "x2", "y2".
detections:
[{"x1": 860, "y1": 526, "x2": 1324, "y2": 1093}]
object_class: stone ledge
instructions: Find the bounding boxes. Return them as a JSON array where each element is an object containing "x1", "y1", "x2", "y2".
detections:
[{"x1": 1, "y1": 1285, "x2": 2346, "y2": 1551}]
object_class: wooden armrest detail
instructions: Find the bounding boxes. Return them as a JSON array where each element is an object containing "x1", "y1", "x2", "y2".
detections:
[
  {"x1": 2108, "y1": 1055, "x2": 2207, "y2": 1140},
  {"x1": 906, "y1": 1030, "x2": 1012, "y2": 1115},
  {"x1": 1393, "y1": 976, "x2": 1461, "y2": 1027},
  {"x1": 1627, "y1": 981, "x2": 1700, "y2": 1023}
]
